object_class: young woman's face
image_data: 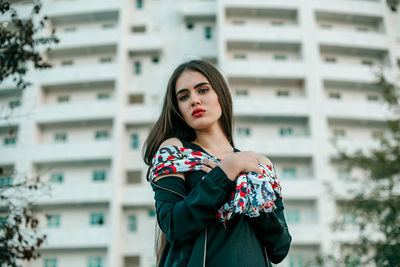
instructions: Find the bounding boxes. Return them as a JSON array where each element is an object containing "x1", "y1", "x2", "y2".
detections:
[{"x1": 175, "y1": 70, "x2": 222, "y2": 130}]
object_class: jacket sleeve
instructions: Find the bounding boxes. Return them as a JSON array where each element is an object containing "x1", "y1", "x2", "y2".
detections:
[
  {"x1": 152, "y1": 166, "x2": 235, "y2": 246},
  {"x1": 247, "y1": 196, "x2": 292, "y2": 264}
]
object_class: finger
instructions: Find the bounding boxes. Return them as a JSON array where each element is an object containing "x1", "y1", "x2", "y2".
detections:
[
  {"x1": 203, "y1": 158, "x2": 219, "y2": 168},
  {"x1": 200, "y1": 165, "x2": 212, "y2": 173}
]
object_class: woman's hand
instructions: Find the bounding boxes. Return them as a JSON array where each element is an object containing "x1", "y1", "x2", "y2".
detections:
[{"x1": 201, "y1": 152, "x2": 262, "y2": 181}]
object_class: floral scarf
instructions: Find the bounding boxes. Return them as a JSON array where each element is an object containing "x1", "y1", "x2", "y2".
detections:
[{"x1": 150, "y1": 145, "x2": 282, "y2": 224}]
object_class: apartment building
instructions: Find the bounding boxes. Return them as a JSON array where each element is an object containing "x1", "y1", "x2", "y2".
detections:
[{"x1": 1, "y1": 0, "x2": 399, "y2": 266}]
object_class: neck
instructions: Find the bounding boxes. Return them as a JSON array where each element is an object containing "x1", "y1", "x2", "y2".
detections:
[{"x1": 193, "y1": 122, "x2": 233, "y2": 153}]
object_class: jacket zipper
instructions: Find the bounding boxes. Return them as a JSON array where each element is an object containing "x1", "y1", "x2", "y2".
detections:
[
  {"x1": 203, "y1": 228, "x2": 207, "y2": 267},
  {"x1": 152, "y1": 180, "x2": 209, "y2": 267},
  {"x1": 264, "y1": 247, "x2": 270, "y2": 267}
]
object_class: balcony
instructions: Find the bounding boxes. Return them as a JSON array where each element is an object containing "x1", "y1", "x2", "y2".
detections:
[
  {"x1": 224, "y1": 60, "x2": 306, "y2": 79},
  {"x1": 128, "y1": 34, "x2": 163, "y2": 56},
  {"x1": 182, "y1": 1, "x2": 217, "y2": 20},
  {"x1": 325, "y1": 100, "x2": 391, "y2": 121},
  {"x1": 281, "y1": 179, "x2": 319, "y2": 199},
  {"x1": 224, "y1": 25, "x2": 301, "y2": 43},
  {"x1": 54, "y1": 28, "x2": 119, "y2": 51},
  {"x1": 125, "y1": 105, "x2": 160, "y2": 125},
  {"x1": 320, "y1": 63, "x2": 379, "y2": 83},
  {"x1": 313, "y1": 0, "x2": 383, "y2": 17},
  {"x1": 35, "y1": 183, "x2": 111, "y2": 205},
  {"x1": 34, "y1": 102, "x2": 116, "y2": 124},
  {"x1": 122, "y1": 186, "x2": 154, "y2": 207},
  {"x1": 233, "y1": 98, "x2": 310, "y2": 117},
  {"x1": 224, "y1": 1, "x2": 299, "y2": 11},
  {"x1": 235, "y1": 137, "x2": 313, "y2": 157},
  {"x1": 36, "y1": 63, "x2": 118, "y2": 86},
  {"x1": 289, "y1": 224, "x2": 321, "y2": 245},
  {"x1": 32, "y1": 141, "x2": 113, "y2": 163},
  {"x1": 42, "y1": 227, "x2": 110, "y2": 249},
  {"x1": 43, "y1": 0, "x2": 119, "y2": 18},
  {"x1": 317, "y1": 30, "x2": 387, "y2": 51}
]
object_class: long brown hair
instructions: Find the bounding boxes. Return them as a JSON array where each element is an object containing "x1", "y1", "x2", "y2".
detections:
[
  {"x1": 143, "y1": 60, "x2": 234, "y2": 174},
  {"x1": 142, "y1": 60, "x2": 234, "y2": 265}
]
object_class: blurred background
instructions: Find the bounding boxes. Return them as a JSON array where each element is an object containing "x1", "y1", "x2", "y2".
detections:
[{"x1": 1, "y1": 0, "x2": 399, "y2": 266}]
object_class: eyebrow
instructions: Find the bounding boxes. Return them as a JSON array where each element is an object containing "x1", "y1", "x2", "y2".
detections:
[{"x1": 176, "y1": 82, "x2": 210, "y2": 96}]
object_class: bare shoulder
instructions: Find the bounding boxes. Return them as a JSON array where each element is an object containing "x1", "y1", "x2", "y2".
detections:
[
  {"x1": 154, "y1": 137, "x2": 184, "y2": 182},
  {"x1": 257, "y1": 154, "x2": 273, "y2": 166},
  {"x1": 159, "y1": 137, "x2": 183, "y2": 149}
]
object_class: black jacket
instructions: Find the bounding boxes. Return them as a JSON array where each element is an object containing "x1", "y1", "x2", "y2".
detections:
[{"x1": 151, "y1": 163, "x2": 292, "y2": 267}]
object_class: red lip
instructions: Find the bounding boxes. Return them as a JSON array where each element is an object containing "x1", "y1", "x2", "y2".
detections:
[{"x1": 192, "y1": 108, "x2": 206, "y2": 117}]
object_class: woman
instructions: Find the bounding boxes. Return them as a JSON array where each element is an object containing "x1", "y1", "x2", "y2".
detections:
[{"x1": 143, "y1": 60, "x2": 291, "y2": 267}]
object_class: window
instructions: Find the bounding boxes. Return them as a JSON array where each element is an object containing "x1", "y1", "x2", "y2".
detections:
[
  {"x1": 0, "y1": 176, "x2": 12, "y2": 187},
  {"x1": 128, "y1": 215, "x2": 137, "y2": 232},
  {"x1": 64, "y1": 27, "x2": 76, "y2": 32},
  {"x1": 54, "y1": 133, "x2": 67, "y2": 143},
  {"x1": 44, "y1": 258, "x2": 57, "y2": 267},
  {"x1": 4, "y1": 137, "x2": 16, "y2": 146},
  {"x1": 289, "y1": 254, "x2": 303, "y2": 267},
  {"x1": 97, "y1": 93, "x2": 110, "y2": 100},
  {"x1": 134, "y1": 61, "x2": 141, "y2": 75},
  {"x1": 338, "y1": 169, "x2": 350, "y2": 180},
  {"x1": 237, "y1": 127, "x2": 251, "y2": 137},
  {"x1": 102, "y1": 23, "x2": 115, "y2": 29},
  {"x1": 204, "y1": 26, "x2": 212, "y2": 40},
  {"x1": 356, "y1": 27, "x2": 368, "y2": 32},
  {"x1": 129, "y1": 94, "x2": 144, "y2": 104},
  {"x1": 367, "y1": 95, "x2": 379, "y2": 101},
  {"x1": 341, "y1": 210, "x2": 355, "y2": 224},
  {"x1": 324, "y1": 57, "x2": 336, "y2": 63},
  {"x1": 274, "y1": 54, "x2": 287, "y2": 60},
  {"x1": 329, "y1": 92, "x2": 341, "y2": 99},
  {"x1": 99, "y1": 57, "x2": 112, "y2": 63},
  {"x1": 51, "y1": 172, "x2": 64, "y2": 183},
  {"x1": 88, "y1": 257, "x2": 102, "y2": 267},
  {"x1": 57, "y1": 95, "x2": 69, "y2": 103},
  {"x1": 361, "y1": 59, "x2": 373, "y2": 66},
  {"x1": 152, "y1": 56, "x2": 160, "y2": 63},
  {"x1": 286, "y1": 210, "x2": 300, "y2": 223},
  {"x1": 149, "y1": 210, "x2": 156, "y2": 217},
  {"x1": 279, "y1": 127, "x2": 293, "y2": 137},
  {"x1": 372, "y1": 130, "x2": 384, "y2": 139},
  {"x1": 95, "y1": 130, "x2": 109, "y2": 140},
  {"x1": 271, "y1": 21, "x2": 284, "y2": 26},
  {"x1": 127, "y1": 171, "x2": 141, "y2": 184},
  {"x1": 131, "y1": 26, "x2": 146, "y2": 33},
  {"x1": 320, "y1": 24, "x2": 332, "y2": 29},
  {"x1": 345, "y1": 254, "x2": 360, "y2": 267},
  {"x1": 232, "y1": 20, "x2": 245, "y2": 25},
  {"x1": 47, "y1": 214, "x2": 60, "y2": 228},
  {"x1": 186, "y1": 23, "x2": 194, "y2": 30},
  {"x1": 277, "y1": 90, "x2": 289, "y2": 97},
  {"x1": 131, "y1": 134, "x2": 139, "y2": 149},
  {"x1": 93, "y1": 170, "x2": 106, "y2": 182},
  {"x1": 233, "y1": 54, "x2": 246, "y2": 60},
  {"x1": 61, "y1": 60, "x2": 73, "y2": 66},
  {"x1": 8, "y1": 100, "x2": 21, "y2": 109},
  {"x1": 236, "y1": 90, "x2": 248, "y2": 96},
  {"x1": 90, "y1": 213, "x2": 104, "y2": 226},
  {"x1": 136, "y1": 0, "x2": 143, "y2": 9},
  {"x1": 282, "y1": 167, "x2": 296, "y2": 179},
  {"x1": 333, "y1": 129, "x2": 345, "y2": 138}
]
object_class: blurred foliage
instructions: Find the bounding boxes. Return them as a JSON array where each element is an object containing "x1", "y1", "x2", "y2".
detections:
[
  {"x1": 0, "y1": 0, "x2": 58, "y2": 89},
  {"x1": 0, "y1": 0, "x2": 56, "y2": 266},
  {"x1": 330, "y1": 74, "x2": 400, "y2": 266}
]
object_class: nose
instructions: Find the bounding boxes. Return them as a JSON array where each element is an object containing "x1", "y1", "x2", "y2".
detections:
[{"x1": 190, "y1": 93, "x2": 201, "y2": 106}]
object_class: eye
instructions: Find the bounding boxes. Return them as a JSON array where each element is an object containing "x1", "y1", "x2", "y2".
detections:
[
  {"x1": 178, "y1": 94, "x2": 189, "y2": 101},
  {"x1": 198, "y1": 88, "x2": 209, "y2": 94}
]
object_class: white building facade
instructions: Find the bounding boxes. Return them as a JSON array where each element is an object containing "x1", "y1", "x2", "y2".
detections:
[{"x1": 1, "y1": 0, "x2": 399, "y2": 266}]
